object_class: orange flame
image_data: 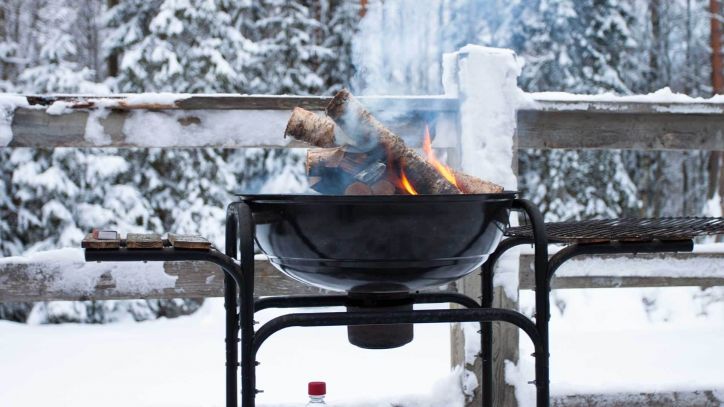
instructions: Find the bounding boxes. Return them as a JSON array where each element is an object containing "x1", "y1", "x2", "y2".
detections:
[
  {"x1": 422, "y1": 125, "x2": 458, "y2": 188},
  {"x1": 400, "y1": 167, "x2": 418, "y2": 195}
]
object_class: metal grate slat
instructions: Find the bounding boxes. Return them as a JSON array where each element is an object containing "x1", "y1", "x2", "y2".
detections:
[{"x1": 505, "y1": 217, "x2": 724, "y2": 243}]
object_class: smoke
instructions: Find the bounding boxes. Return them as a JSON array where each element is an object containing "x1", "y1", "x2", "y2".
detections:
[{"x1": 351, "y1": 0, "x2": 508, "y2": 96}]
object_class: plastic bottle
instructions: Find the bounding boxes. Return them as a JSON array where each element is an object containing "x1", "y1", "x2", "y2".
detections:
[{"x1": 306, "y1": 381, "x2": 327, "y2": 405}]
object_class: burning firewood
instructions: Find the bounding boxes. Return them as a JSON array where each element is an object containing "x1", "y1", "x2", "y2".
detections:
[
  {"x1": 285, "y1": 107, "x2": 338, "y2": 147},
  {"x1": 452, "y1": 170, "x2": 504, "y2": 194},
  {"x1": 285, "y1": 89, "x2": 503, "y2": 195},
  {"x1": 325, "y1": 90, "x2": 460, "y2": 195}
]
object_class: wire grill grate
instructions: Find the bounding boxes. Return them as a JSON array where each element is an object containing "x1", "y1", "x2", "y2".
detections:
[{"x1": 505, "y1": 217, "x2": 724, "y2": 243}]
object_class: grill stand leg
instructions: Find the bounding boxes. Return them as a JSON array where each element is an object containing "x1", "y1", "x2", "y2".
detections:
[
  {"x1": 224, "y1": 273, "x2": 239, "y2": 407},
  {"x1": 236, "y1": 203, "x2": 256, "y2": 407},
  {"x1": 480, "y1": 199, "x2": 549, "y2": 407},
  {"x1": 514, "y1": 199, "x2": 551, "y2": 407}
]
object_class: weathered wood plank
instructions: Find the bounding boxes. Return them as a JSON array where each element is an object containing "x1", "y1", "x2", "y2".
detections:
[
  {"x1": 23, "y1": 94, "x2": 461, "y2": 112},
  {"x1": 167, "y1": 234, "x2": 211, "y2": 250},
  {"x1": 2, "y1": 252, "x2": 723, "y2": 303},
  {"x1": 552, "y1": 389, "x2": 724, "y2": 406},
  {"x1": 81, "y1": 233, "x2": 120, "y2": 250},
  {"x1": 517, "y1": 109, "x2": 724, "y2": 151},
  {"x1": 8, "y1": 95, "x2": 724, "y2": 150},
  {"x1": 126, "y1": 233, "x2": 163, "y2": 249},
  {"x1": 519, "y1": 252, "x2": 724, "y2": 289},
  {"x1": 8, "y1": 107, "x2": 458, "y2": 148},
  {"x1": 0, "y1": 259, "x2": 329, "y2": 302}
]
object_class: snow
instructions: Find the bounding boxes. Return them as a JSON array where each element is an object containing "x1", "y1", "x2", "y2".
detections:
[
  {"x1": 552, "y1": 256, "x2": 724, "y2": 279},
  {"x1": 124, "y1": 92, "x2": 190, "y2": 105},
  {"x1": 122, "y1": 110, "x2": 292, "y2": 147},
  {"x1": 0, "y1": 299, "x2": 465, "y2": 407},
  {"x1": 528, "y1": 87, "x2": 724, "y2": 114},
  {"x1": 45, "y1": 100, "x2": 74, "y2": 115},
  {"x1": 508, "y1": 287, "x2": 724, "y2": 403},
  {"x1": 84, "y1": 108, "x2": 112, "y2": 145},
  {"x1": 0, "y1": 93, "x2": 29, "y2": 146},
  {"x1": 445, "y1": 45, "x2": 522, "y2": 191},
  {"x1": 0, "y1": 248, "x2": 177, "y2": 296},
  {"x1": 1, "y1": 289, "x2": 722, "y2": 406}
]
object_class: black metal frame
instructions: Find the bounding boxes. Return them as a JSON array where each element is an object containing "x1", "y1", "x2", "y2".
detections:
[
  {"x1": 85, "y1": 198, "x2": 695, "y2": 407},
  {"x1": 221, "y1": 198, "x2": 552, "y2": 407}
]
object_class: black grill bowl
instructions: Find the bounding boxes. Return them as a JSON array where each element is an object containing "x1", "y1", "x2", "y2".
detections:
[{"x1": 240, "y1": 193, "x2": 515, "y2": 293}]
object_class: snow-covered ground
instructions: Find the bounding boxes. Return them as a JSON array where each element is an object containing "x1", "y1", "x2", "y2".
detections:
[{"x1": 1, "y1": 288, "x2": 722, "y2": 407}]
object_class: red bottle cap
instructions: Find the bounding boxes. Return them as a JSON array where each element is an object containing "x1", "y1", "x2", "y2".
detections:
[{"x1": 308, "y1": 381, "x2": 326, "y2": 396}]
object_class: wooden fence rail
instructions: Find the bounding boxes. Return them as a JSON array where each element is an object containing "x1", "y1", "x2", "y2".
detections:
[
  {"x1": 4, "y1": 94, "x2": 724, "y2": 151},
  {"x1": 2, "y1": 252, "x2": 722, "y2": 303}
]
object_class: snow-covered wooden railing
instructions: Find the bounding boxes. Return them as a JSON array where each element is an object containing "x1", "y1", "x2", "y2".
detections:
[
  {"x1": 2, "y1": 250, "x2": 724, "y2": 302},
  {"x1": 2, "y1": 92, "x2": 723, "y2": 151}
]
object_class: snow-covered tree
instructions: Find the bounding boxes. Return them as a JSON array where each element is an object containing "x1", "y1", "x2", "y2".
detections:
[
  {"x1": 16, "y1": 3, "x2": 94, "y2": 93},
  {"x1": 253, "y1": 0, "x2": 326, "y2": 94},
  {"x1": 17, "y1": 33, "x2": 94, "y2": 93},
  {"x1": 108, "y1": 0, "x2": 255, "y2": 93},
  {"x1": 317, "y1": 0, "x2": 360, "y2": 94},
  {"x1": 511, "y1": 0, "x2": 642, "y2": 94}
]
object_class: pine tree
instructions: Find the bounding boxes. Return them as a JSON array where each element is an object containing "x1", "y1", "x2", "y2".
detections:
[
  {"x1": 0, "y1": 2, "x2": 20, "y2": 91},
  {"x1": 108, "y1": 0, "x2": 255, "y2": 93},
  {"x1": 103, "y1": 0, "x2": 163, "y2": 89},
  {"x1": 255, "y1": 0, "x2": 326, "y2": 94},
  {"x1": 317, "y1": 0, "x2": 360, "y2": 94},
  {"x1": 16, "y1": 3, "x2": 94, "y2": 93}
]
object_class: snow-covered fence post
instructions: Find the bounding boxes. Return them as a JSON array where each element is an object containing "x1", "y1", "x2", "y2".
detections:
[{"x1": 444, "y1": 46, "x2": 523, "y2": 407}]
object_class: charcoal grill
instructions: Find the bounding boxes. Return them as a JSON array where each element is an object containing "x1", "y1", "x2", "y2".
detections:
[{"x1": 83, "y1": 197, "x2": 724, "y2": 407}]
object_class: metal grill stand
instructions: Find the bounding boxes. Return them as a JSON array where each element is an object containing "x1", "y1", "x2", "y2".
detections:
[
  {"x1": 84, "y1": 199, "x2": 551, "y2": 407},
  {"x1": 84, "y1": 200, "x2": 714, "y2": 407},
  {"x1": 225, "y1": 198, "x2": 552, "y2": 407}
]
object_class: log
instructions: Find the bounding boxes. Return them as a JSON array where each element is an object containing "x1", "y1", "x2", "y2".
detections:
[
  {"x1": 344, "y1": 182, "x2": 373, "y2": 195},
  {"x1": 284, "y1": 107, "x2": 338, "y2": 147},
  {"x1": 452, "y1": 171, "x2": 504, "y2": 194},
  {"x1": 371, "y1": 180, "x2": 396, "y2": 195},
  {"x1": 325, "y1": 89, "x2": 461, "y2": 195},
  {"x1": 306, "y1": 148, "x2": 345, "y2": 175}
]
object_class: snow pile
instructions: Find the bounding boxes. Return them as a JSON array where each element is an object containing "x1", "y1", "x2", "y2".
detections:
[
  {"x1": 45, "y1": 100, "x2": 74, "y2": 115},
  {"x1": 554, "y1": 256, "x2": 724, "y2": 279},
  {"x1": 527, "y1": 87, "x2": 724, "y2": 114},
  {"x1": 122, "y1": 110, "x2": 292, "y2": 147},
  {"x1": 0, "y1": 248, "x2": 177, "y2": 296},
  {"x1": 443, "y1": 45, "x2": 522, "y2": 190},
  {"x1": 0, "y1": 94, "x2": 29, "y2": 146},
  {"x1": 123, "y1": 92, "x2": 190, "y2": 106},
  {"x1": 84, "y1": 108, "x2": 112, "y2": 145}
]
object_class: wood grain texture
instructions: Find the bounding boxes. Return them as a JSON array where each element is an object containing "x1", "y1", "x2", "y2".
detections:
[
  {"x1": 517, "y1": 109, "x2": 724, "y2": 151},
  {"x1": 9, "y1": 107, "x2": 457, "y2": 149},
  {"x1": 3, "y1": 252, "x2": 722, "y2": 302},
  {"x1": 81, "y1": 233, "x2": 120, "y2": 250},
  {"x1": 519, "y1": 252, "x2": 724, "y2": 289},
  {"x1": 167, "y1": 234, "x2": 211, "y2": 250},
  {"x1": 126, "y1": 233, "x2": 163, "y2": 249},
  {"x1": 23, "y1": 95, "x2": 460, "y2": 112},
  {"x1": 0, "y1": 259, "x2": 328, "y2": 302}
]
